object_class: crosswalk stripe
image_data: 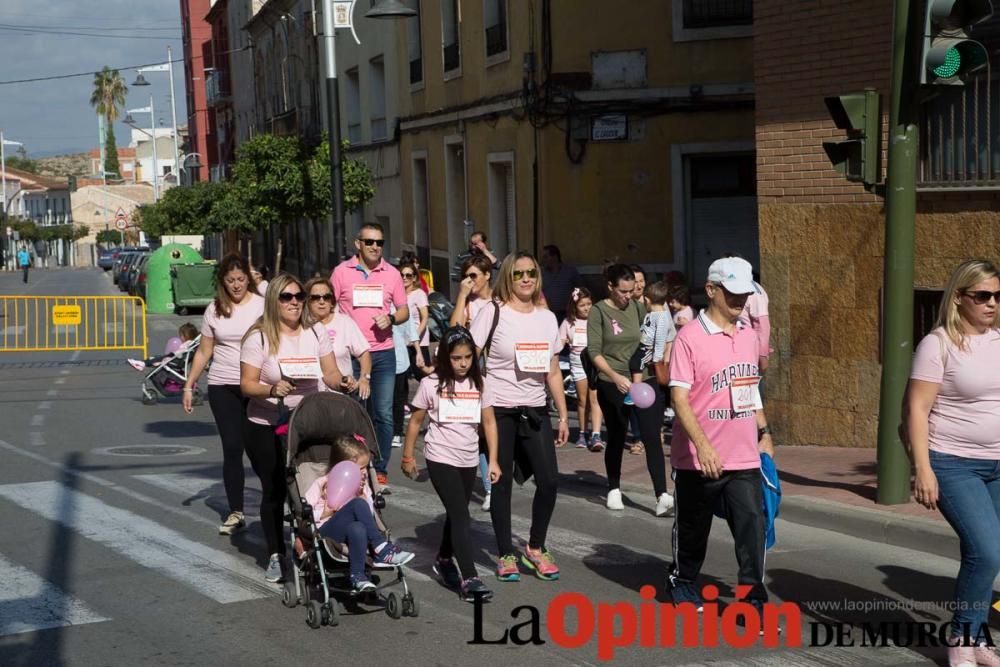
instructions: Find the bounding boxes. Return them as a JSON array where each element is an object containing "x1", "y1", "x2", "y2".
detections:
[
  {"x1": 0, "y1": 481, "x2": 273, "y2": 604},
  {"x1": 0, "y1": 553, "x2": 108, "y2": 636}
]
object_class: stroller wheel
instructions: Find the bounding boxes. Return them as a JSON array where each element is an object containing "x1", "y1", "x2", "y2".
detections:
[
  {"x1": 402, "y1": 594, "x2": 419, "y2": 618},
  {"x1": 192, "y1": 391, "x2": 204, "y2": 407},
  {"x1": 385, "y1": 591, "x2": 402, "y2": 620},
  {"x1": 305, "y1": 600, "x2": 323, "y2": 629},
  {"x1": 281, "y1": 580, "x2": 299, "y2": 608},
  {"x1": 141, "y1": 393, "x2": 157, "y2": 406},
  {"x1": 322, "y1": 601, "x2": 338, "y2": 627}
]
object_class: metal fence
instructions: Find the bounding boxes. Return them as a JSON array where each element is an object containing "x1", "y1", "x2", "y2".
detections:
[{"x1": 0, "y1": 296, "x2": 147, "y2": 357}]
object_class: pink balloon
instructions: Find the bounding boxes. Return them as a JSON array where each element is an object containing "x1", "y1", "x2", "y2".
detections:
[
  {"x1": 629, "y1": 382, "x2": 656, "y2": 409},
  {"x1": 164, "y1": 337, "x2": 183, "y2": 355},
  {"x1": 326, "y1": 460, "x2": 362, "y2": 512}
]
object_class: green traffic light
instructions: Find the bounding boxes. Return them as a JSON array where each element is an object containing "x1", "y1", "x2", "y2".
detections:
[{"x1": 933, "y1": 47, "x2": 962, "y2": 78}]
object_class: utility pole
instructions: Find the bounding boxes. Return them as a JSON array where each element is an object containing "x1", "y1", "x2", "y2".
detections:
[{"x1": 322, "y1": 0, "x2": 347, "y2": 264}]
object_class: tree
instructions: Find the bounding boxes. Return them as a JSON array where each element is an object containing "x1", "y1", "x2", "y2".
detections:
[
  {"x1": 89, "y1": 66, "x2": 128, "y2": 179},
  {"x1": 6, "y1": 146, "x2": 39, "y2": 174},
  {"x1": 305, "y1": 136, "x2": 375, "y2": 264},
  {"x1": 96, "y1": 229, "x2": 122, "y2": 245}
]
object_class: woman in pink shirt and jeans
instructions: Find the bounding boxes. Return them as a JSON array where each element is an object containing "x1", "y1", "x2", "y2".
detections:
[
  {"x1": 471, "y1": 252, "x2": 569, "y2": 582},
  {"x1": 907, "y1": 259, "x2": 1000, "y2": 665}
]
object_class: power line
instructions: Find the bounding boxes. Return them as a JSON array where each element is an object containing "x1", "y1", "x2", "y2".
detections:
[
  {"x1": 0, "y1": 26, "x2": 178, "y2": 40},
  {"x1": 0, "y1": 22, "x2": 178, "y2": 32}
]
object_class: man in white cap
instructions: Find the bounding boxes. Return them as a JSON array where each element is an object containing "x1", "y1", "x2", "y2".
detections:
[{"x1": 666, "y1": 256, "x2": 775, "y2": 615}]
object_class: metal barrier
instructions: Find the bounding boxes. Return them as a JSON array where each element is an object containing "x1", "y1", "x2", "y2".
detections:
[{"x1": 0, "y1": 296, "x2": 148, "y2": 357}]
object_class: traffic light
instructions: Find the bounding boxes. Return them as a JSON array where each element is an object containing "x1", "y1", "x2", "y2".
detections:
[
  {"x1": 922, "y1": 0, "x2": 993, "y2": 86},
  {"x1": 823, "y1": 89, "x2": 881, "y2": 188}
]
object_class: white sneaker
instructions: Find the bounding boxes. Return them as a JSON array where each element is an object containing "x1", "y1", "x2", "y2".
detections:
[
  {"x1": 127, "y1": 358, "x2": 146, "y2": 372},
  {"x1": 655, "y1": 492, "x2": 675, "y2": 516},
  {"x1": 482, "y1": 492, "x2": 491, "y2": 512},
  {"x1": 391, "y1": 435, "x2": 402, "y2": 448},
  {"x1": 606, "y1": 488, "x2": 625, "y2": 511}
]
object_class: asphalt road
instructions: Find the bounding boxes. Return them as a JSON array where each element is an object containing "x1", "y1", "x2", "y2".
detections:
[{"x1": 0, "y1": 268, "x2": 974, "y2": 666}]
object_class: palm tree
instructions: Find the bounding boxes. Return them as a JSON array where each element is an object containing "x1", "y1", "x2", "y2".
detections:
[{"x1": 89, "y1": 66, "x2": 128, "y2": 179}]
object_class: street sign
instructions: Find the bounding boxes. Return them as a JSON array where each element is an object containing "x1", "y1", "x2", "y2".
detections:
[
  {"x1": 52, "y1": 305, "x2": 82, "y2": 326},
  {"x1": 115, "y1": 208, "x2": 129, "y2": 231},
  {"x1": 333, "y1": 0, "x2": 354, "y2": 27},
  {"x1": 592, "y1": 115, "x2": 628, "y2": 141}
]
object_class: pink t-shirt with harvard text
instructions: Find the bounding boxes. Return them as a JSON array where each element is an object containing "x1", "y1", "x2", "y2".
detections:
[
  {"x1": 240, "y1": 323, "x2": 334, "y2": 425},
  {"x1": 411, "y1": 374, "x2": 496, "y2": 467},
  {"x1": 470, "y1": 302, "x2": 560, "y2": 408},
  {"x1": 330, "y1": 257, "x2": 407, "y2": 352},
  {"x1": 200, "y1": 294, "x2": 265, "y2": 385},
  {"x1": 320, "y1": 312, "x2": 370, "y2": 380},
  {"x1": 668, "y1": 311, "x2": 761, "y2": 472},
  {"x1": 911, "y1": 327, "x2": 1000, "y2": 458}
]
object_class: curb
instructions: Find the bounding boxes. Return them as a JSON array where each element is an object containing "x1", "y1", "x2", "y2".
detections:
[{"x1": 558, "y1": 470, "x2": 959, "y2": 560}]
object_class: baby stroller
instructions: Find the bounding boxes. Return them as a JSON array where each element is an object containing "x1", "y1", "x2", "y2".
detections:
[
  {"x1": 280, "y1": 391, "x2": 418, "y2": 628},
  {"x1": 140, "y1": 335, "x2": 204, "y2": 406}
]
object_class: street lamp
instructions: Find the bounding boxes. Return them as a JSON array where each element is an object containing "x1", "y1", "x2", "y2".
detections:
[
  {"x1": 132, "y1": 46, "x2": 181, "y2": 180},
  {"x1": 124, "y1": 96, "x2": 160, "y2": 201},
  {"x1": 178, "y1": 153, "x2": 203, "y2": 185},
  {"x1": 321, "y1": 0, "x2": 416, "y2": 261}
]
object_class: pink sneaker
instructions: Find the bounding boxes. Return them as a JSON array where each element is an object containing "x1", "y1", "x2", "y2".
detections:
[
  {"x1": 975, "y1": 643, "x2": 1000, "y2": 667},
  {"x1": 495, "y1": 554, "x2": 520, "y2": 582},
  {"x1": 948, "y1": 644, "x2": 975, "y2": 667},
  {"x1": 127, "y1": 359, "x2": 146, "y2": 372},
  {"x1": 521, "y1": 546, "x2": 560, "y2": 580}
]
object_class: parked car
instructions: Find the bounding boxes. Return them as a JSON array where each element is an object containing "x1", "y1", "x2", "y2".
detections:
[
  {"x1": 119, "y1": 252, "x2": 147, "y2": 294},
  {"x1": 128, "y1": 254, "x2": 151, "y2": 298},
  {"x1": 112, "y1": 247, "x2": 148, "y2": 284},
  {"x1": 97, "y1": 250, "x2": 117, "y2": 271}
]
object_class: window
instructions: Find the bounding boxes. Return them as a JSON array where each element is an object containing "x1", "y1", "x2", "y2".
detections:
[
  {"x1": 407, "y1": 0, "x2": 423, "y2": 85},
  {"x1": 345, "y1": 67, "x2": 361, "y2": 143},
  {"x1": 919, "y1": 16, "x2": 1000, "y2": 187},
  {"x1": 442, "y1": 0, "x2": 461, "y2": 74},
  {"x1": 369, "y1": 57, "x2": 387, "y2": 141},
  {"x1": 682, "y1": 0, "x2": 752, "y2": 28},
  {"x1": 487, "y1": 154, "x2": 516, "y2": 258},
  {"x1": 913, "y1": 289, "x2": 942, "y2": 345},
  {"x1": 484, "y1": 0, "x2": 508, "y2": 60},
  {"x1": 412, "y1": 155, "x2": 430, "y2": 264}
]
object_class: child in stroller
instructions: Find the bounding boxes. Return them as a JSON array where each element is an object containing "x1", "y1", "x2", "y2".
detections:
[
  {"x1": 283, "y1": 391, "x2": 419, "y2": 627},
  {"x1": 304, "y1": 435, "x2": 414, "y2": 592},
  {"x1": 135, "y1": 324, "x2": 204, "y2": 405}
]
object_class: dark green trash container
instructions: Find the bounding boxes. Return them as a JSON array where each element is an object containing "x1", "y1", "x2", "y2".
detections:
[
  {"x1": 171, "y1": 262, "x2": 217, "y2": 315},
  {"x1": 145, "y1": 244, "x2": 205, "y2": 314}
]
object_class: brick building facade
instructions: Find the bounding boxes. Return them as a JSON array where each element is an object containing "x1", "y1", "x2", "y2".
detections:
[{"x1": 755, "y1": 1, "x2": 1000, "y2": 446}]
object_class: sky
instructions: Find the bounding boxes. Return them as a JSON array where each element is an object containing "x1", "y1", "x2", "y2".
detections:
[{"x1": 0, "y1": 0, "x2": 185, "y2": 158}]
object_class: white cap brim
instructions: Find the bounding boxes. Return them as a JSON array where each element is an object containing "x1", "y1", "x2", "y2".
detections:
[{"x1": 721, "y1": 278, "x2": 755, "y2": 295}]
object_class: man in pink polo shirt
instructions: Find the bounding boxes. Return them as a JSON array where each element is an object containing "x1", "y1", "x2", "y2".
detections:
[
  {"x1": 330, "y1": 222, "x2": 409, "y2": 486},
  {"x1": 667, "y1": 256, "x2": 775, "y2": 614}
]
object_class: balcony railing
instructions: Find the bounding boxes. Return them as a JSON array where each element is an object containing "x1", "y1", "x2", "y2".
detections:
[
  {"x1": 443, "y1": 43, "x2": 460, "y2": 72},
  {"x1": 682, "y1": 0, "x2": 752, "y2": 29}
]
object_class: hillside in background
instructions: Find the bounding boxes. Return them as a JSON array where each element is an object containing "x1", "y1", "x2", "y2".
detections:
[{"x1": 36, "y1": 153, "x2": 91, "y2": 177}]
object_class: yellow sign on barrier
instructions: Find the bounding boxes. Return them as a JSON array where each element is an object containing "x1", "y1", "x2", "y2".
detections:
[
  {"x1": 52, "y1": 305, "x2": 82, "y2": 326},
  {"x1": 1, "y1": 296, "x2": 148, "y2": 357}
]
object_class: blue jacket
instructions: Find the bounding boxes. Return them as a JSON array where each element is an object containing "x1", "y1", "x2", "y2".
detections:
[{"x1": 760, "y1": 452, "x2": 781, "y2": 550}]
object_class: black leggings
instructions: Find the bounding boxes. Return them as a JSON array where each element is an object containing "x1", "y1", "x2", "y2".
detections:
[
  {"x1": 392, "y1": 371, "x2": 409, "y2": 437},
  {"x1": 427, "y1": 460, "x2": 478, "y2": 579},
  {"x1": 207, "y1": 384, "x2": 248, "y2": 513},
  {"x1": 407, "y1": 346, "x2": 432, "y2": 379},
  {"x1": 596, "y1": 378, "x2": 668, "y2": 497},
  {"x1": 490, "y1": 408, "x2": 559, "y2": 556},
  {"x1": 243, "y1": 420, "x2": 287, "y2": 556}
]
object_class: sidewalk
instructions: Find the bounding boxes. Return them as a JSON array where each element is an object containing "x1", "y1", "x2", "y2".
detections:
[{"x1": 554, "y1": 439, "x2": 958, "y2": 560}]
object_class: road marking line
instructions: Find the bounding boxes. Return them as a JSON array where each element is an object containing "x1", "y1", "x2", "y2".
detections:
[
  {"x1": 59, "y1": 369, "x2": 70, "y2": 375},
  {"x1": 46, "y1": 389, "x2": 58, "y2": 397},
  {"x1": 30, "y1": 414, "x2": 45, "y2": 427},
  {"x1": 37, "y1": 401, "x2": 52, "y2": 410},
  {"x1": 29, "y1": 432, "x2": 45, "y2": 447},
  {"x1": 54, "y1": 378, "x2": 65, "y2": 385},
  {"x1": 0, "y1": 553, "x2": 108, "y2": 637},
  {"x1": 0, "y1": 481, "x2": 273, "y2": 604}
]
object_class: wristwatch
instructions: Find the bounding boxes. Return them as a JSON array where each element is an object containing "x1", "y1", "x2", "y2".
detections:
[{"x1": 758, "y1": 425, "x2": 772, "y2": 441}]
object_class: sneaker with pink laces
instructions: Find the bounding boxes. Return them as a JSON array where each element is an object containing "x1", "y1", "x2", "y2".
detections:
[
  {"x1": 948, "y1": 643, "x2": 975, "y2": 667},
  {"x1": 521, "y1": 546, "x2": 560, "y2": 580},
  {"x1": 975, "y1": 643, "x2": 1000, "y2": 667}
]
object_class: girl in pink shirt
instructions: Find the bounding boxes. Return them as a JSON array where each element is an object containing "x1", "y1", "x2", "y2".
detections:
[
  {"x1": 303, "y1": 277, "x2": 372, "y2": 399},
  {"x1": 906, "y1": 259, "x2": 1000, "y2": 662},
  {"x1": 558, "y1": 287, "x2": 604, "y2": 451},
  {"x1": 182, "y1": 253, "x2": 265, "y2": 537},
  {"x1": 401, "y1": 327, "x2": 500, "y2": 602}
]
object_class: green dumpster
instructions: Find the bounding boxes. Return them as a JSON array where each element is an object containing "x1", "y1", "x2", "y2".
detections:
[
  {"x1": 144, "y1": 244, "x2": 205, "y2": 314},
  {"x1": 171, "y1": 262, "x2": 217, "y2": 314}
]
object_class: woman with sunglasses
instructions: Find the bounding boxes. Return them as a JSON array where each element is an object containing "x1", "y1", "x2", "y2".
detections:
[
  {"x1": 906, "y1": 260, "x2": 1000, "y2": 664},
  {"x1": 240, "y1": 273, "x2": 344, "y2": 582},
  {"x1": 450, "y1": 254, "x2": 494, "y2": 329},
  {"x1": 302, "y1": 277, "x2": 372, "y2": 399},
  {"x1": 401, "y1": 260, "x2": 431, "y2": 371},
  {"x1": 470, "y1": 251, "x2": 569, "y2": 582},
  {"x1": 182, "y1": 252, "x2": 264, "y2": 537}
]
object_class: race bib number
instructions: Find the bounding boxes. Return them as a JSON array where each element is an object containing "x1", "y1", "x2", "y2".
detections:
[
  {"x1": 352, "y1": 284, "x2": 384, "y2": 308},
  {"x1": 515, "y1": 342, "x2": 550, "y2": 373},
  {"x1": 279, "y1": 357, "x2": 321, "y2": 380},
  {"x1": 730, "y1": 376, "x2": 763, "y2": 412},
  {"x1": 438, "y1": 391, "x2": 482, "y2": 423},
  {"x1": 572, "y1": 326, "x2": 588, "y2": 347}
]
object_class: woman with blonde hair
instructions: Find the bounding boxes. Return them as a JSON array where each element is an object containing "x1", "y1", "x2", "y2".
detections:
[
  {"x1": 470, "y1": 251, "x2": 569, "y2": 582},
  {"x1": 240, "y1": 273, "x2": 343, "y2": 582},
  {"x1": 906, "y1": 259, "x2": 1000, "y2": 665}
]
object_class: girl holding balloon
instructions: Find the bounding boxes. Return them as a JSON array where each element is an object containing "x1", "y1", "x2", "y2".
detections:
[
  {"x1": 587, "y1": 264, "x2": 673, "y2": 516},
  {"x1": 401, "y1": 326, "x2": 501, "y2": 602},
  {"x1": 306, "y1": 435, "x2": 415, "y2": 592}
]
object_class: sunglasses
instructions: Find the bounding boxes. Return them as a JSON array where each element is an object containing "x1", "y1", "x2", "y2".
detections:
[
  {"x1": 463, "y1": 272, "x2": 481, "y2": 280},
  {"x1": 278, "y1": 291, "x2": 307, "y2": 303},
  {"x1": 512, "y1": 269, "x2": 538, "y2": 281},
  {"x1": 401, "y1": 272, "x2": 416, "y2": 278},
  {"x1": 309, "y1": 293, "x2": 334, "y2": 302},
  {"x1": 360, "y1": 238, "x2": 385, "y2": 247},
  {"x1": 963, "y1": 290, "x2": 1000, "y2": 305}
]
